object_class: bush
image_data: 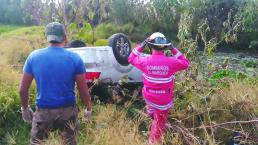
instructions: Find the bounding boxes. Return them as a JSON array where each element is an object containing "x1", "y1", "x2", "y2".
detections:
[
  {"x1": 95, "y1": 23, "x2": 134, "y2": 37},
  {"x1": 208, "y1": 70, "x2": 247, "y2": 85},
  {"x1": 94, "y1": 39, "x2": 108, "y2": 46},
  {"x1": 241, "y1": 59, "x2": 258, "y2": 68},
  {"x1": 249, "y1": 40, "x2": 258, "y2": 52},
  {"x1": 72, "y1": 23, "x2": 160, "y2": 44},
  {"x1": 68, "y1": 23, "x2": 134, "y2": 46},
  {"x1": 95, "y1": 23, "x2": 120, "y2": 39}
]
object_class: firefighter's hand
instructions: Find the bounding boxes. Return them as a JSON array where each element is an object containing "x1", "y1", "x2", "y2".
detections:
[
  {"x1": 140, "y1": 40, "x2": 147, "y2": 48},
  {"x1": 21, "y1": 106, "x2": 33, "y2": 123},
  {"x1": 83, "y1": 109, "x2": 92, "y2": 122},
  {"x1": 169, "y1": 42, "x2": 175, "y2": 50}
]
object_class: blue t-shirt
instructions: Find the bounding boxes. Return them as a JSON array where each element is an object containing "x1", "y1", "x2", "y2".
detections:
[{"x1": 23, "y1": 46, "x2": 86, "y2": 108}]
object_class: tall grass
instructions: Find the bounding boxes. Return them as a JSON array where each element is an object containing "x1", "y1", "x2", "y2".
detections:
[
  {"x1": 171, "y1": 79, "x2": 258, "y2": 144},
  {"x1": 34, "y1": 105, "x2": 146, "y2": 145},
  {"x1": 0, "y1": 25, "x2": 258, "y2": 145},
  {"x1": 0, "y1": 26, "x2": 42, "y2": 145},
  {"x1": 0, "y1": 26, "x2": 45, "y2": 71}
]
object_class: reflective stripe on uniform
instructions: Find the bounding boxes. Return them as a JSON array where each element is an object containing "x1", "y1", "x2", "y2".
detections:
[
  {"x1": 146, "y1": 107, "x2": 154, "y2": 114},
  {"x1": 142, "y1": 73, "x2": 174, "y2": 84},
  {"x1": 145, "y1": 99, "x2": 173, "y2": 110},
  {"x1": 174, "y1": 52, "x2": 183, "y2": 58}
]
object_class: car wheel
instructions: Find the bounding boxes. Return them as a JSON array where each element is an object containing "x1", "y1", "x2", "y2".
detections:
[{"x1": 108, "y1": 33, "x2": 131, "y2": 66}]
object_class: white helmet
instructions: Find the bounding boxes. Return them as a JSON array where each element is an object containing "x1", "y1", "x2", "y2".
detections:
[{"x1": 146, "y1": 32, "x2": 171, "y2": 49}]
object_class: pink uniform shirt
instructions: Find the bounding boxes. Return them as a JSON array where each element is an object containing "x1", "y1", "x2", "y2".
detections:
[{"x1": 128, "y1": 45, "x2": 190, "y2": 110}]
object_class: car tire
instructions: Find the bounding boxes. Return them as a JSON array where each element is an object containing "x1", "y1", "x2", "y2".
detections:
[{"x1": 108, "y1": 33, "x2": 131, "y2": 66}]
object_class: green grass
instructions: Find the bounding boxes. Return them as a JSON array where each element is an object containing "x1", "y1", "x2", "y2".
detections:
[
  {"x1": 0, "y1": 26, "x2": 45, "y2": 40},
  {"x1": 0, "y1": 24, "x2": 22, "y2": 35}
]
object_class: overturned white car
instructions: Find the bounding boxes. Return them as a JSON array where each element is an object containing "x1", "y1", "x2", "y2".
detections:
[
  {"x1": 67, "y1": 33, "x2": 142, "y2": 103},
  {"x1": 67, "y1": 33, "x2": 141, "y2": 83}
]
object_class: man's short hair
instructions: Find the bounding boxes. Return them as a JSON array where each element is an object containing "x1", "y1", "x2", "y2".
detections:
[{"x1": 45, "y1": 22, "x2": 66, "y2": 43}]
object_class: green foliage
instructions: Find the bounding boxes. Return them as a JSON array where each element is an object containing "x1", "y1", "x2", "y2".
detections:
[
  {"x1": 177, "y1": 12, "x2": 198, "y2": 58},
  {"x1": 0, "y1": 0, "x2": 257, "y2": 52},
  {"x1": 197, "y1": 19, "x2": 218, "y2": 57},
  {"x1": 68, "y1": 21, "x2": 134, "y2": 46},
  {"x1": 248, "y1": 40, "x2": 258, "y2": 52},
  {"x1": 176, "y1": 0, "x2": 258, "y2": 52},
  {"x1": 219, "y1": 10, "x2": 240, "y2": 46},
  {"x1": 0, "y1": 83, "x2": 19, "y2": 115},
  {"x1": 208, "y1": 70, "x2": 247, "y2": 87},
  {"x1": 68, "y1": 21, "x2": 93, "y2": 45},
  {"x1": 2, "y1": 26, "x2": 44, "y2": 36},
  {"x1": 241, "y1": 60, "x2": 258, "y2": 68},
  {"x1": 95, "y1": 23, "x2": 134, "y2": 39},
  {"x1": 234, "y1": 1, "x2": 258, "y2": 33},
  {"x1": 0, "y1": 0, "x2": 24, "y2": 25},
  {"x1": 150, "y1": 0, "x2": 180, "y2": 27},
  {"x1": 111, "y1": 0, "x2": 145, "y2": 24},
  {"x1": 0, "y1": 81, "x2": 35, "y2": 145},
  {"x1": 95, "y1": 23, "x2": 118, "y2": 38},
  {"x1": 209, "y1": 70, "x2": 241, "y2": 80},
  {"x1": 94, "y1": 39, "x2": 108, "y2": 46}
]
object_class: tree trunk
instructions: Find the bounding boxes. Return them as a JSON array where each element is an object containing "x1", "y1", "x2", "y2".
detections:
[{"x1": 61, "y1": 0, "x2": 68, "y2": 27}]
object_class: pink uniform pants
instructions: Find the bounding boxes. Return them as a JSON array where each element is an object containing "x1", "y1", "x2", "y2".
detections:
[{"x1": 146, "y1": 105, "x2": 169, "y2": 144}]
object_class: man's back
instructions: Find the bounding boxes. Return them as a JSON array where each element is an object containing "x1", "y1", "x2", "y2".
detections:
[
  {"x1": 24, "y1": 46, "x2": 85, "y2": 108},
  {"x1": 19, "y1": 22, "x2": 91, "y2": 145}
]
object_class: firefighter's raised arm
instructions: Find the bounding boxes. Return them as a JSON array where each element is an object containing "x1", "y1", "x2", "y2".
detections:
[
  {"x1": 169, "y1": 46, "x2": 190, "y2": 72},
  {"x1": 128, "y1": 41, "x2": 148, "y2": 71}
]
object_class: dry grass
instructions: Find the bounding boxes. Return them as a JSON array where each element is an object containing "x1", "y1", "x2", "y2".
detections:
[
  {"x1": 0, "y1": 64, "x2": 20, "y2": 84},
  {"x1": 42, "y1": 105, "x2": 147, "y2": 145},
  {"x1": 197, "y1": 80, "x2": 258, "y2": 144},
  {"x1": 0, "y1": 26, "x2": 45, "y2": 84},
  {"x1": 0, "y1": 26, "x2": 45, "y2": 67},
  {"x1": 83, "y1": 105, "x2": 146, "y2": 145},
  {"x1": 211, "y1": 81, "x2": 258, "y2": 120}
]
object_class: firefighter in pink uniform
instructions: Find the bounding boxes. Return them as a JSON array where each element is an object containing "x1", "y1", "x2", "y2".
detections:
[{"x1": 128, "y1": 32, "x2": 190, "y2": 144}]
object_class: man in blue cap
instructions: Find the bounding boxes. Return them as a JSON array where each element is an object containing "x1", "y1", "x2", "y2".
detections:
[{"x1": 19, "y1": 22, "x2": 92, "y2": 145}]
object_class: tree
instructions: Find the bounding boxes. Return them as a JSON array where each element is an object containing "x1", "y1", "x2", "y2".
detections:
[
  {"x1": 0, "y1": 0, "x2": 9, "y2": 23},
  {"x1": 0, "y1": 0, "x2": 24, "y2": 24},
  {"x1": 22, "y1": 0, "x2": 46, "y2": 25},
  {"x1": 111, "y1": 0, "x2": 144, "y2": 24}
]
